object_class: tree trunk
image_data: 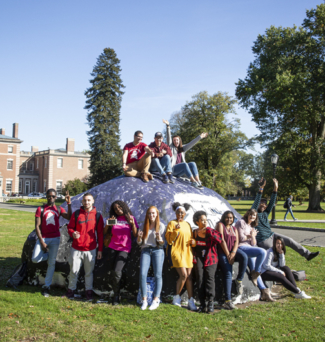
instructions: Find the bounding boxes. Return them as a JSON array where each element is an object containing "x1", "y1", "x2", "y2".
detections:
[{"x1": 307, "y1": 170, "x2": 324, "y2": 211}]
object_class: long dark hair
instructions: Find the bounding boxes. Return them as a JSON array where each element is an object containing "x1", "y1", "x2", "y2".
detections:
[
  {"x1": 220, "y1": 210, "x2": 235, "y2": 226},
  {"x1": 172, "y1": 135, "x2": 184, "y2": 153},
  {"x1": 243, "y1": 209, "x2": 258, "y2": 228},
  {"x1": 273, "y1": 236, "x2": 286, "y2": 262},
  {"x1": 109, "y1": 200, "x2": 133, "y2": 222}
]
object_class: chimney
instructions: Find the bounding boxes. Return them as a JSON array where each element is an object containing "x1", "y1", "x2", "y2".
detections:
[
  {"x1": 12, "y1": 123, "x2": 18, "y2": 138},
  {"x1": 0, "y1": 128, "x2": 5, "y2": 135},
  {"x1": 31, "y1": 146, "x2": 39, "y2": 153},
  {"x1": 66, "y1": 138, "x2": 75, "y2": 154}
]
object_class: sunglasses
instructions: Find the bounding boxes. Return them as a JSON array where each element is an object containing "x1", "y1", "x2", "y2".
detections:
[{"x1": 47, "y1": 195, "x2": 56, "y2": 198}]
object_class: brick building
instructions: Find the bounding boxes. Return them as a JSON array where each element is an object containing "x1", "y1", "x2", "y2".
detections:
[{"x1": 0, "y1": 123, "x2": 90, "y2": 195}]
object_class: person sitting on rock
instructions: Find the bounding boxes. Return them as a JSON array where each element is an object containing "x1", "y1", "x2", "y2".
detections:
[
  {"x1": 192, "y1": 210, "x2": 222, "y2": 313},
  {"x1": 163, "y1": 119, "x2": 208, "y2": 189},
  {"x1": 252, "y1": 178, "x2": 319, "y2": 261},
  {"x1": 65, "y1": 193, "x2": 104, "y2": 302},
  {"x1": 104, "y1": 200, "x2": 138, "y2": 305},
  {"x1": 261, "y1": 236, "x2": 311, "y2": 300},
  {"x1": 148, "y1": 132, "x2": 173, "y2": 184},
  {"x1": 32, "y1": 188, "x2": 72, "y2": 297},
  {"x1": 216, "y1": 211, "x2": 248, "y2": 310},
  {"x1": 137, "y1": 206, "x2": 166, "y2": 310},
  {"x1": 123, "y1": 130, "x2": 153, "y2": 183},
  {"x1": 165, "y1": 202, "x2": 197, "y2": 311}
]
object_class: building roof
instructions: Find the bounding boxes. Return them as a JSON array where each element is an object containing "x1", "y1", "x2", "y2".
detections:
[{"x1": 0, "y1": 134, "x2": 22, "y2": 142}]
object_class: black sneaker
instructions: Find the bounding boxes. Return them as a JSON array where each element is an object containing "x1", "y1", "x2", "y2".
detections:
[
  {"x1": 167, "y1": 174, "x2": 174, "y2": 184},
  {"x1": 86, "y1": 290, "x2": 93, "y2": 302},
  {"x1": 162, "y1": 175, "x2": 169, "y2": 184},
  {"x1": 207, "y1": 301, "x2": 214, "y2": 313},
  {"x1": 112, "y1": 295, "x2": 120, "y2": 305},
  {"x1": 41, "y1": 286, "x2": 50, "y2": 297},
  {"x1": 307, "y1": 251, "x2": 319, "y2": 261}
]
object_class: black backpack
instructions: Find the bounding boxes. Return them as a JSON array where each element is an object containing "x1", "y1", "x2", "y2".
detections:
[
  {"x1": 283, "y1": 200, "x2": 289, "y2": 209},
  {"x1": 6, "y1": 262, "x2": 27, "y2": 289}
]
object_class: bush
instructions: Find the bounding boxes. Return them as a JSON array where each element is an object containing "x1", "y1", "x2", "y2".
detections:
[{"x1": 62, "y1": 178, "x2": 88, "y2": 196}]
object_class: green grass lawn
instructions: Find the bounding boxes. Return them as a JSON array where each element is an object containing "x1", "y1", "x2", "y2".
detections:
[
  {"x1": 0, "y1": 208, "x2": 324, "y2": 342},
  {"x1": 6, "y1": 199, "x2": 66, "y2": 206}
]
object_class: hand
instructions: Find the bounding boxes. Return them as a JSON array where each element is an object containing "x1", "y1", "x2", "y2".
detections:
[
  {"x1": 72, "y1": 231, "x2": 80, "y2": 239},
  {"x1": 151, "y1": 151, "x2": 155, "y2": 158},
  {"x1": 163, "y1": 119, "x2": 169, "y2": 126},
  {"x1": 162, "y1": 149, "x2": 167, "y2": 155},
  {"x1": 138, "y1": 230, "x2": 143, "y2": 239},
  {"x1": 107, "y1": 216, "x2": 116, "y2": 226},
  {"x1": 259, "y1": 177, "x2": 266, "y2": 188},
  {"x1": 144, "y1": 146, "x2": 151, "y2": 154},
  {"x1": 200, "y1": 132, "x2": 208, "y2": 139},
  {"x1": 65, "y1": 190, "x2": 71, "y2": 205},
  {"x1": 97, "y1": 251, "x2": 102, "y2": 260},
  {"x1": 186, "y1": 239, "x2": 196, "y2": 247},
  {"x1": 282, "y1": 272, "x2": 286, "y2": 277},
  {"x1": 127, "y1": 213, "x2": 135, "y2": 226},
  {"x1": 228, "y1": 252, "x2": 235, "y2": 265},
  {"x1": 123, "y1": 164, "x2": 127, "y2": 171},
  {"x1": 174, "y1": 222, "x2": 181, "y2": 230},
  {"x1": 273, "y1": 178, "x2": 278, "y2": 191},
  {"x1": 158, "y1": 152, "x2": 164, "y2": 158},
  {"x1": 41, "y1": 242, "x2": 48, "y2": 252},
  {"x1": 250, "y1": 229, "x2": 257, "y2": 238},
  {"x1": 155, "y1": 232, "x2": 161, "y2": 240}
]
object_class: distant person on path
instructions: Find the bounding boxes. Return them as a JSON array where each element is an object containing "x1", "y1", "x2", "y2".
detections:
[
  {"x1": 261, "y1": 237, "x2": 311, "y2": 299},
  {"x1": 163, "y1": 119, "x2": 208, "y2": 189},
  {"x1": 149, "y1": 132, "x2": 174, "y2": 184},
  {"x1": 137, "y1": 206, "x2": 166, "y2": 310},
  {"x1": 252, "y1": 178, "x2": 319, "y2": 261},
  {"x1": 123, "y1": 130, "x2": 154, "y2": 183},
  {"x1": 165, "y1": 202, "x2": 197, "y2": 311},
  {"x1": 32, "y1": 189, "x2": 72, "y2": 297},
  {"x1": 65, "y1": 193, "x2": 104, "y2": 301},
  {"x1": 284, "y1": 195, "x2": 297, "y2": 221}
]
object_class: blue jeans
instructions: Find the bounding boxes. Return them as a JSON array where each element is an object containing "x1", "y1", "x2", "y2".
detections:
[
  {"x1": 239, "y1": 245, "x2": 266, "y2": 290},
  {"x1": 284, "y1": 207, "x2": 295, "y2": 220},
  {"x1": 139, "y1": 247, "x2": 165, "y2": 298},
  {"x1": 149, "y1": 155, "x2": 172, "y2": 175},
  {"x1": 218, "y1": 248, "x2": 248, "y2": 301},
  {"x1": 32, "y1": 237, "x2": 60, "y2": 288},
  {"x1": 172, "y1": 162, "x2": 198, "y2": 179}
]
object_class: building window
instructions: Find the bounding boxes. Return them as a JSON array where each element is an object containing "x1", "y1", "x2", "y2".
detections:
[
  {"x1": 78, "y1": 159, "x2": 84, "y2": 169},
  {"x1": 19, "y1": 180, "x2": 22, "y2": 193},
  {"x1": 56, "y1": 181, "x2": 63, "y2": 194},
  {"x1": 6, "y1": 180, "x2": 12, "y2": 192},
  {"x1": 8, "y1": 146, "x2": 13, "y2": 153},
  {"x1": 43, "y1": 180, "x2": 47, "y2": 193},
  {"x1": 36, "y1": 158, "x2": 39, "y2": 169},
  {"x1": 57, "y1": 158, "x2": 63, "y2": 168},
  {"x1": 33, "y1": 180, "x2": 37, "y2": 192},
  {"x1": 7, "y1": 160, "x2": 13, "y2": 170},
  {"x1": 29, "y1": 162, "x2": 34, "y2": 171},
  {"x1": 44, "y1": 158, "x2": 47, "y2": 168},
  {"x1": 22, "y1": 163, "x2": 26, "y2": 171}
]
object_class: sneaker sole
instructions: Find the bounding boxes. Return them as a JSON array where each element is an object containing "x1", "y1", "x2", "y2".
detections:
[{"x1": 173, "y1": 302, "x2": 182, "y2": 307}]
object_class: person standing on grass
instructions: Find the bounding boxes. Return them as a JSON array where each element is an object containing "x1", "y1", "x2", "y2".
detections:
[
  {"x1": 216, "y1": 211, "x2": 248, "y2": 310},
  {"x1": 252, "y1": 178, "x2": 319, "y2": 261},
  {"x1": 284, "y1": 195, "x2": 298, "y2": 221},
  {"x1": 123, "y1": 130, "x2": 154, "y2": 183},
  {"x1": 137, "y1": 206, "x2": 166, "y2": 310},
  {"x1": 104, "y1": 200, "x2": 138, "y2": 305},
  {"x1": 149, "y1": 132, "x2": 174, "y2": 184},
  {"x1": 235, "y1": 209, "x2": 273, "y2": 302},
  {"x1": 165, "y1": 202, "x2": 197, "y2": 311},
  {"x1": 163, "y1": 119, "x2": 208, "y2": 189},
  {"x1": 261, "y1": 237, "x2": 311, "y2": 299},
  {"x1": 32, "y1": 188, "x2": 72, "y2": 297},
  {"x1": 192, "y1": 210, "x2": 222, "y2": 313},
  {"x1": 64, "y1": 193, "x2": 104, "y2": 301}
]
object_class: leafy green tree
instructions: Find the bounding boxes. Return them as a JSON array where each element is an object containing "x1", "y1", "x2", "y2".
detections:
[
  {"x1": 236, "y1": 4, "x2": 325, "y2": 211},
  {"x1": 62, "y1": 178, "x2": 88, "y2": 196},
  {"x1": 85, "y1": 48, "x2": 124, "y2": 187}
]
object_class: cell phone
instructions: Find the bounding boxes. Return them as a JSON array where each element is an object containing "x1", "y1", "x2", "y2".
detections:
[{"x1": 107, "y1": 219, "x2": 117, "y2": 225}]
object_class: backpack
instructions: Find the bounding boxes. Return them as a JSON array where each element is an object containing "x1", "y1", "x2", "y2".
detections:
[
  {"x1": 283, "y1": 200, "x2": 288, "y2": 209},
  {"x1": 6, "y1": 262, "x2": 27, "y2": 289}
]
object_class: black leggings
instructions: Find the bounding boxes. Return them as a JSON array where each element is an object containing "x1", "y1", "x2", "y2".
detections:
[
  {"x1": 105, "y1": 248, "x2": 128, "y2": 294},
  {"x1": 261, "y1": 266, "x2": 299, "y2": 294}
]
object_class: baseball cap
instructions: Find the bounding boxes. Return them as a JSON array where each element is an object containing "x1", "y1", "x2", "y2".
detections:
[{"x1": 155, "y1": 132, "x2": 163, "y2": 138}]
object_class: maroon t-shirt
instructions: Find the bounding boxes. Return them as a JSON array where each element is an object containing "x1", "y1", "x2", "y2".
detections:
[
  {"x1": 35, "y1": 205, "x2": 66, "y2": 238},
  {"x1": 176, "y1": 153, "x2": 182, "y2": 165},
  {"x1": 123, "y1": 142, "x2": 147, "y2": 164},
  {"x1": 217, "y1": 223, "x2": 237, "y2": 254}
]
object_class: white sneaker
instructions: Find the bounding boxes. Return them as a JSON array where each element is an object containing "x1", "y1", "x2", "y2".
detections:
[
  {"x1": 284, "y1": 219, "x2": 287, "y2": 221},
  {"x1": 149, "y1": 299, "x2": 160, "y2": 310},
  {"x1": 294, "y1": 218, "x2": 298, "y2": 221},
  {"x1": 172, "y1": 295, "x2": 181, "y2": 307},
  {"x1": 187, "y1": 297, "x2": 197, "y2": 311},
  {"x1": 295, "y1": 291, "x2": 311, "y2": 299},
  {"x1": 141, "y1": 300, "x2": 148, "y2": 310}
]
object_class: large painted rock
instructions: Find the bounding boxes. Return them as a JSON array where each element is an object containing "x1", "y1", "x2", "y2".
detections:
[{"x1": 22, "y1": 175, "x2": 263, "y2": 303}]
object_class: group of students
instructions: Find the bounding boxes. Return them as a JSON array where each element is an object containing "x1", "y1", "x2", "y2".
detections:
[
  {"x1": 122, "y1": 119, "x2": 208, "y2": 188},
  {"x1": 32, "y1": 176, "x2": 319, "y2": 311}
]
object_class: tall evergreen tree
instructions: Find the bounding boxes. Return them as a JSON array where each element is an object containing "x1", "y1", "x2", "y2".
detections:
[{"x1": 85, "y1": 48, "x2": 125, "y2": 187}]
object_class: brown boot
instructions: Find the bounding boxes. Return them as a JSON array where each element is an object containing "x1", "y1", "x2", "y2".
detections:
[
  {"x1": 141, "y1": 173, "x2": 149, "y2": 183},
  {"x1": 147, "y1": 173, "x2": 153, "y2": 180},
  {"x1": 260, "y1": 288, "x2": 276, "y2": 302},
  {"x1": 250, "y1": 270, "x2": 261, "y2": 287}
]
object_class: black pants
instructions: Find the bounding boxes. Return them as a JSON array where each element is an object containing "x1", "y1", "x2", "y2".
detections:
[
  {"x1": 194, "y1": 256, "x2": 217, "y2": 304},
  {"x1": 261, "y1": 266, "x2": 299, "y2": 294},
  {"x1": 105, "y1": 248, "x2": 128, "y2": 295}
]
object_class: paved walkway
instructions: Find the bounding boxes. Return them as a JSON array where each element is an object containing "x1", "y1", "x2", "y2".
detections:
[
  {"x1": 0, "y1": 202, "x2": 37, "y2": 213},
  {"x1": 277, "y1": 219, "x2": 325, "y2": 223}
]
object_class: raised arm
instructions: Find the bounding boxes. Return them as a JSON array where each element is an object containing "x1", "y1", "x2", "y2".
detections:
[
  {"x1": 182, "y1": 132, "x2": 208, "y2": 153},
  {"x1": 251, "y1": 177, "x2": 266, "y2": 210},
  {"x1": 60, "y1": 190, "x2": 72, "y2": 220},
  {"x1": 265, "y1": 179, "x2": 278, "y2": 215},
  {"x1": 163, "y1": 119, "x2": 172, "y2": 146}
]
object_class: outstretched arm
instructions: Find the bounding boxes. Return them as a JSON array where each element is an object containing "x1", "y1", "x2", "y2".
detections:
[
  {"x1": 182, "y1": 133, "x2": 207, "y2": 153},
  {"x1": 163, "y1": 119, "x2": 172, "y2": 146},
  {"x1": 265, "y1": 179, "x2": 278, "y2": 215},
  {"x1": 251, "y1": 177, "x2": 266, "y2": 210}
]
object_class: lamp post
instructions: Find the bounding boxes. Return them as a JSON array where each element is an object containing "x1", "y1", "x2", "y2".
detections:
[{"x1": 270, "y1": 153, "x2": 279, "y2": 225}]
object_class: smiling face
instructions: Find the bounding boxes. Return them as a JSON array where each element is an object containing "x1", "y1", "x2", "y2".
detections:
[
  {"x1": 173, "y1": 137, "x2": 180, "y2": 147},
  {"x1": 82, "y1": 195, "x2": 94, "y2": 211},
  {"x1": 258, "y1": 202, "x2": 267, "y2": 212},
  {"x1": 197, "y1": 215, "x2": 207, "y2": 229},
  {"x1": 47, "y1": 191, "x2": 56, "y2": 205},
  {"x1": 134, "y1": 133, "x2": 143, "y2": 145},
  {"x1": 155, "y1": 136, "x2": 163, "y2": 147},
  {"x1": 275, "y1": 239, "x2": 283, "y2": 253},
  {"x1": 148, "y1": 208, "x2": 158, "y2": 223},
  {"x1": 114, "y1": 203, "x2": 124, "y2": 216},
  {"x1": 176, "y1": 208, "x2": 185, "y2": 222},
  {"x1": 248, "y1": 212, "x2": 257, "y2": 224},
  {"x1": 224, "y1": 213, "x2": 234, "y2": 226}
]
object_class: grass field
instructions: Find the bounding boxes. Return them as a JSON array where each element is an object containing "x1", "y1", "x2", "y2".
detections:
[{"x1": 0, "y1": 208, "x2": 324, "y2": 341}]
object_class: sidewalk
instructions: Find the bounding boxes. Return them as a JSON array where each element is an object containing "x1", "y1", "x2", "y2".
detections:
[{"x1": 277, "y1": 219, "x2": 325, "y2": 223}]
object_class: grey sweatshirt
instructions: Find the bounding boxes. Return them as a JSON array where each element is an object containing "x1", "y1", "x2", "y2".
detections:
[
  {"x1": 261, "y1": 247, "x2": 285, "y2": 274},
  {"x1": 137, "y1": 222, "x2": 166, "y2": 249},
  {"x1": 166, "y1": 125, "x2": 202, "y2": 167}
]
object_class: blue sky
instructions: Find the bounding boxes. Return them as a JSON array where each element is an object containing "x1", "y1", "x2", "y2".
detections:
[{"x1": 0, "y1": 0, "x2": 321, "y2": 153}]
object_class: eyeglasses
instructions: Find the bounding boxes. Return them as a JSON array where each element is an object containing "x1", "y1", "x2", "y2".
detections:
[{"x1": 47, "y1": 195, "x2": 56, "y2": 198}]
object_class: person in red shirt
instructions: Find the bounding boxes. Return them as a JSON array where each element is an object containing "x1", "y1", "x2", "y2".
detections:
[
  {"x1": 65, "y1": 193, "x2": 104, "y2": 302},
  {"x1": 32, "y1": 189, "x2": 72, "y2": 297},
  {"x1": 149, "y1": 132, "x2": 173, "y2": 184},
  {"x1": 123, "y1": 130, "x2": 153, "y2": 183}
]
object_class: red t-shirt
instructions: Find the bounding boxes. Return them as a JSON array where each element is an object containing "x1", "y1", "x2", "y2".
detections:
[
  {"x1": 123, "y1": 142, "x2": 147, "y2": 164},
  {"x1": 35, "y1": 205, "x2": 66, "y2": 238}
]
